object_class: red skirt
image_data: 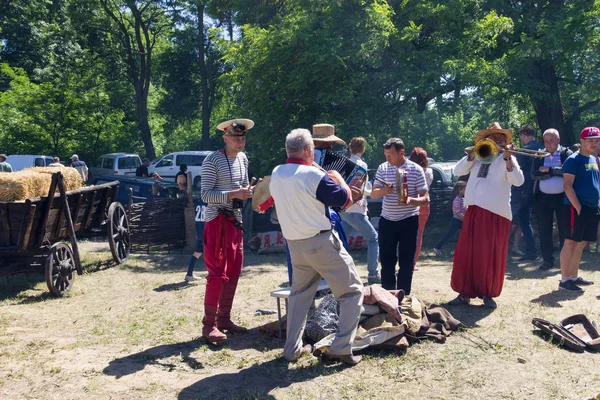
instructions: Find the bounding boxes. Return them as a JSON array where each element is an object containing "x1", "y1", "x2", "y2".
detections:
[{"x1": 451, "y1": 205, "x2": 511, "y2": 298}]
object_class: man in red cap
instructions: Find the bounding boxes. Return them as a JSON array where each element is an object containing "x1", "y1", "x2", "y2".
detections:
[
  {"x1": 558, "y1": 126, "x2": 600, "y2": 292},
  {"x1": 200, "y1": 118, "x2": 254, "y2": 342}
]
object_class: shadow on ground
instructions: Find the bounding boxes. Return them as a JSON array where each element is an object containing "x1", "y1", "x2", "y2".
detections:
[
  {"x1": 443, "y1": 304, "x2": 495, "y2": 328},
  {"x1": 531, "y1": 289, "x2": 584, "y2": 308},
  {"x1": 178, "y1": 356, "x2": 349, "y2": 400}
]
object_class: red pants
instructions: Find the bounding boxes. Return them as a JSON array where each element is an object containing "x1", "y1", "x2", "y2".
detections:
[
  {"x1": 203, "y1": 214, "x2": 243, "y2": 307},
  {"x1": 451, "y1": 206, "x2": 510, "y2": 298}
]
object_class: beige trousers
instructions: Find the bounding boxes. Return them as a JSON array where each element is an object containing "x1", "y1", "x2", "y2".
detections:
[{"x1": 284, "y1": 231, "x2": 363, "y2": 361}]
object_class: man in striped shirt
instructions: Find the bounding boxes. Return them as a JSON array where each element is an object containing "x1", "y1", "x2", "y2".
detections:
[
  {"x1": 200, "y1": 118, "x2": 254, "y2": 343},
  {"x1": 371, "y1": 138, "x2": 428, "y2": 294}
]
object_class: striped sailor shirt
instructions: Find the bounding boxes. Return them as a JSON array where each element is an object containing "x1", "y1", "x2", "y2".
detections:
[
  {"x1": 375, "y1": 159, "x2": 427, "y2": 221},
  {"x1": 200, "y1": 149, "x2": 249, "y2": 223}
]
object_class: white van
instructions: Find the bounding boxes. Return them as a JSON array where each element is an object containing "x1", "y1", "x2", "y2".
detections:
[
  {"x1": 148, "y1": 151, "x2": 212, "y2": 189},
  {"x1": 88, "y1": 153, "x2": 142, "y2": 182},
  {"x1": 5, "y1": 155, "x2": 55, "y2": 171}
]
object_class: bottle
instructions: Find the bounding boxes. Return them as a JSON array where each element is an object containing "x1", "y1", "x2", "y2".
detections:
[{"x1": 401, "y1": 171, "x2": 408, "y2": 203}]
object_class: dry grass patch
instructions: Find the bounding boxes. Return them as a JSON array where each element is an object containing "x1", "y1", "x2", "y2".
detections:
[{"x1": 0, "y1": 239, "x2": 599, "y2": 399}]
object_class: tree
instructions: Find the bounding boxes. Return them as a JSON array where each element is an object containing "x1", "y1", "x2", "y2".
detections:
[{"x1": 98, "y1": 0, "x2": 172, "y2": 159}]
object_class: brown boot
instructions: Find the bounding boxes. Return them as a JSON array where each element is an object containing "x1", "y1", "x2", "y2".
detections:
[
  {"x1": 217, "y1": 276, "x2": 248, "y2": 333},
  {"x1": 202, "y1": 305, "x2": 227, "y2": 343}
]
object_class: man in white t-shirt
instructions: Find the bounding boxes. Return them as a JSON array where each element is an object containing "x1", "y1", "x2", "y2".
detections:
[
  {"x1": 532, "y1": 129, "x2": 572, "y2": 271},
  {"x1": 340, "y1": 137, "x2": 380, "y2": 284}
]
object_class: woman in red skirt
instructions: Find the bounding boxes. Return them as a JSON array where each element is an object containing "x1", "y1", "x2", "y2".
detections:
[{"x1": 449, "y1": 123, "x2": 525, "y2": 309}]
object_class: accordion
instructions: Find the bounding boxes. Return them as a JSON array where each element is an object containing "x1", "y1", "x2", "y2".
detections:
[{"x1": 315, "y1": 149, "x2": 368, "y2": 189}]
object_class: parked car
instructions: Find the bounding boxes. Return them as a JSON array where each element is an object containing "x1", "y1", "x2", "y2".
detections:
[
  {"x1": 89, "y1": 153, "x2": 142, "y2": 182},
  {"x1": 92, "y1": 176, "x2": 179, "y2": 205},
  {"x1": 5, "y1": 154, "x2": 54, "y2": 171},
  {"x1": 148, "y1": 151, "x2": 212, "y2": 190},
  {"x1": 365, "y1": 160, "x2": 460, "y2": 218}
]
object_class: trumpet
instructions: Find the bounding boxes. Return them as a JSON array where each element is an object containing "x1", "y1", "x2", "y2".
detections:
[{"x1": 465, "y1": 138, "x2": 550, "y2": 164}]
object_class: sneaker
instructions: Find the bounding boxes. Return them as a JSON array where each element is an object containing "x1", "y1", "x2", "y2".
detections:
[
  {"x1": 367, "y1": 274, "x2": 382, "y2": 284},
  {"x1": 558, "y1": 280, "x2": 583, "y2": 292},
  {"x1": 519, "y1": 255, "x2": 539, "y2": 262},
  {"x1": 433, "y1": 248, "x2": 442, "y2": 256},
  {"x1": 185, "y1": 274, "x2": 200, "y2": 282},
  {"x1": 483, "y1": 297, "x2": 497, "y2": 309},
  {"x1": 447, "y1": 294, "x2": 470, "y2": 306},
  {"x1": 539, "y1": 263, "x2": 553, "y2": 271},
  {"x1": 573, "y1": 276, "x2": 594, "y2": 286}
]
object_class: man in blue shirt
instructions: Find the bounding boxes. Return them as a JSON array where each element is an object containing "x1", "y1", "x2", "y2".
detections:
[{"x1": 558, "y1": 127, "x2": 600, "y2": 292}]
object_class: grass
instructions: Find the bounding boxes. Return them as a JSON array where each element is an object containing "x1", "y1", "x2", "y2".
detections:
[{"x1": 0, "y1": 229, "x2": 599, "y2": 400}]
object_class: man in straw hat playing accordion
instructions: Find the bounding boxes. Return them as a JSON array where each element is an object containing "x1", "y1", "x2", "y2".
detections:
[
  {"x1": 200, "y1": 118, "x2": 253, "y2": 343},
  {"x1": 270, "y1": 128, "x2": 364, "y2": 365},
  {"x1": 448, "y1": 122, "x2": 524, "y2": 309}
]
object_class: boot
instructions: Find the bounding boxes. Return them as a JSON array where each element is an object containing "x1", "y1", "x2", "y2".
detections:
[
  {"x1": 202, "y1": 305, "x2": 227, "y2": 343},
  {"x1": 216, "y1": 276, "x2": 248, "y2": 333}
]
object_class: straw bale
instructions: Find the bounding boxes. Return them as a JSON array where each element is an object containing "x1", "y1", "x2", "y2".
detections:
[
  {"x1": 29, "y1": 167, "x2": 83, "y2": 191},
  {"x1": 0, "y1": 167, "x2": 83, "y2": 202}
]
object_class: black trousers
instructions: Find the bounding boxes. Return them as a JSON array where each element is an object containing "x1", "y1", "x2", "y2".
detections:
[
  {"x1": 378, "y1": 215, "x2": 418, "y2": 294},
  {"x1": 534, "y1": 192, "x2": 566, "y2": 267}
]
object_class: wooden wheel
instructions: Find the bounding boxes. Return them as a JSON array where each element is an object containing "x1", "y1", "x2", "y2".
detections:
[
  {"x1": 45, "y1": 243, "x2": 75, "y2": 296},
  {"x1": 108, "y1": 202, "x2": 131, "y2": 264}
]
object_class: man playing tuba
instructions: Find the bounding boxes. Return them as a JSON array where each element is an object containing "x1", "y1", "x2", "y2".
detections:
[{"x1": 448, "y1": 122, "x2": 524, "y2": 309}]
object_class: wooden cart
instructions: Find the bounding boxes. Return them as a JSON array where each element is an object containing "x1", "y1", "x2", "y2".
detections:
[{"x1": 0, "y1": 172, "x2": 131, "y2": 296}]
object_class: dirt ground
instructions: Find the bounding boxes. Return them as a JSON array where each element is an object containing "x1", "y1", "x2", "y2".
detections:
[{"x1": 1, "y1": 240, "x2": 599, "y2": 400}]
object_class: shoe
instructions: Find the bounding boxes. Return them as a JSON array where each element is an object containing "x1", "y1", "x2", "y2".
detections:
[
  {"x1": 367, "y1": 274, "x2": 381, "y2": 284},
  {"x1": 519, "y1": 255, "x2": 539, "y2": 262},
  {"x1": 573, "y1": 276, "x2": 594, "y2": 286},
  {"x1": 433, "y1": 248, "x2": 442, "y2": 256},
  {"x1": 447, "y1": 294, "x2": 470, "y2": 306},
  {"x1": 538, "y1": 263, "x2": 553, "y2": 271},
  {"x1": 483, "y1": 297, "x2": 497, "y2": 309},
  {"x1": 319, "y1": 352, "x2": 362, "y2": 365},
  {"x1": 185, "y1": 274, "x2": 200, "y2": 282},
  {"x1": 558, "y1": 280, "x2": 583, "y2": 292},
  {"x1": 512, "y1": 249, "x2": 524, "y2": 256}
]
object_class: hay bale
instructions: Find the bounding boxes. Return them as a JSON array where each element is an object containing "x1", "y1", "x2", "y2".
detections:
[
  {"x1": 0, "y1": 168, "x2": 83, "y2": 202},
  {"x1": 29, "y1": 167, "x2": 83, "y2": 191}
]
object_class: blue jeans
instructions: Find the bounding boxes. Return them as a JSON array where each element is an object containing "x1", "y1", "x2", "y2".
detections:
[
  {"x1": 435, "y1": 218, "x2": 462, "y2": 250},
  {"x1": 512, "y1": 191, "x2": 537, "y2": 257},
  {"x1": 340, "y1": 212, "x2": 379, "y2": 276}
]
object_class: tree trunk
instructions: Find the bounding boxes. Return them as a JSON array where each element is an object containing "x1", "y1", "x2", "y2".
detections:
[
  {"x1": 197, "y1": 4, "x2": 211, "y2": 150},
  {"x1": 530, "y1": 63, "x2": 572, "y2": 146},
  {"x1": 136, "y1": 85, "x2": 156, "y2": 160}
]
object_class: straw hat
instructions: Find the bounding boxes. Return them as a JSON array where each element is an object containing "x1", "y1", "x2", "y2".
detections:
[
  {"x1": 217, "y1": 118, "x2": 255, "y2": 135},
  {"x1": 251, "y1": 176, "x2": 272, "y2": 212},
  {"x1": 312, "y1": 124, "x2": 346, "y2": 145},
  {"x1": 474, "y1": 122, "x2": 513, "y2": 144}
]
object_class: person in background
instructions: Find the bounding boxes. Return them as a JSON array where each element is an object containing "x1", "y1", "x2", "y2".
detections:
[
  {"x1": 433, "y1": 181, "x2": 467, "y2": 255},
  {"x1": 370, "y1": 138, "x2": 428, "y2": 295},
  {"x1": 270, "y1": 128, "x2": 363, "y2": 365},
  {"x1": 510, "y1": 124, "x2": 541, "y2": 262},
  {"x1": 0, "y1": 154, "x2": 13, "y2": 172},
  {"x1": 200, "y1": 118, "x2": 253, "y2": 343},
  {"x1": 71, "y1": 154, "x2": 88, "y2": 182},
  {"x1": 557, "y1": 127, "x2": 600, "y2": 292},
  {"x1": 185, "y1": 198, "x2": 207, "y2": 282},
  {"x1": 48, "y1": 157, "x2": 63, "y2": 167},
  {"x1": 136, "y1": 158, "x2": 162, "y2": 180},
  {"x1": 448, "y1": 123, "x2": 524, "y2": 309},
  {"x1": 340, "y1": 137, "x2": 381, "y2": 284},
  {"x1": 532, "y1": 129, "x2": 572, "y2": 270},
  {"x1": 176, "y1": 163, "x2": 188, "y2": 191},
  {"x1": 409, "y1": 147, "x2": 433, "y2": 271}
]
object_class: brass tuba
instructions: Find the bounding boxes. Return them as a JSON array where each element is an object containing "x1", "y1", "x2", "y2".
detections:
[{"x1": 469, "y1": 138, "x2": 499, "y2": 164}]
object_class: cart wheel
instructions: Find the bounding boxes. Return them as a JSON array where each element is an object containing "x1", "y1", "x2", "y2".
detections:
[
  {"x1": 108, "y1": 202, "x2": 131, "y2": 264},
  {"x1": 45, "y1": 243, "x2": 75, "y2": 296}
]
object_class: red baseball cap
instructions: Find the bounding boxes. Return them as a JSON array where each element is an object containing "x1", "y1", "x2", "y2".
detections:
[{"x1": 580, "y1": 127, "x2": 600, "y2": 139}]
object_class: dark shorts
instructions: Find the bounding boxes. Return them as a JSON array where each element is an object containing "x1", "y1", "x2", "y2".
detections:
[
  {"x1": 195, "y1": 222, "x2": 204, "y2": 252},
  {"x1": 564, "y1": 205, "x2": 599, "y2": 242}
]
